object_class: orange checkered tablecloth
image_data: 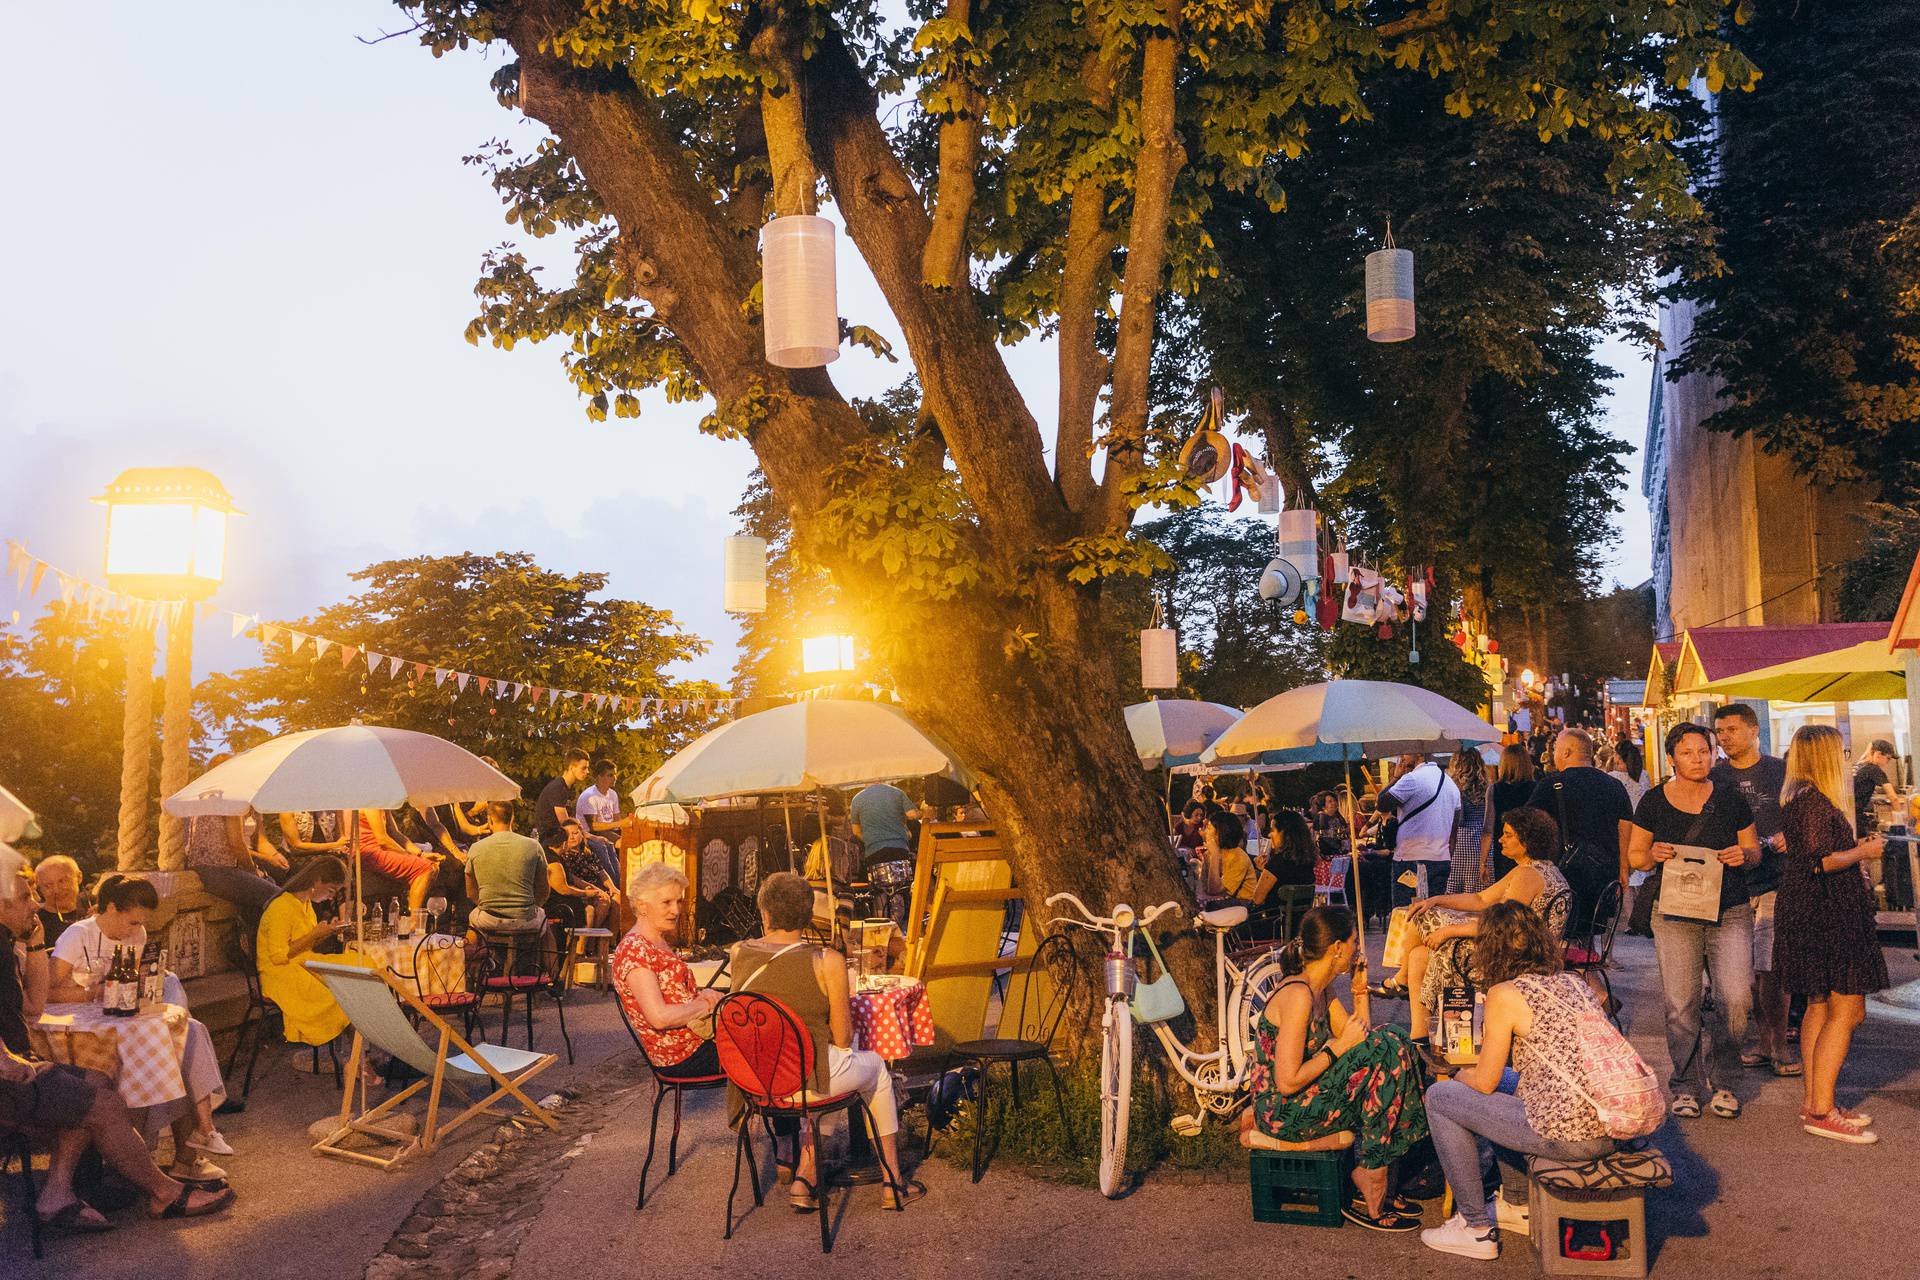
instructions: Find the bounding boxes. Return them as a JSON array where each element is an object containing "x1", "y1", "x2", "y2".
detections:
[
  {"x1": 850, "y1": 979, "x2": 934, "y2": 1062},
  {"x1": 360, "y1": 934, "x2": 467, "y2": 997},
  {"x1": 32, "y1": 1001, "x2": 193, "y2": 1110}
]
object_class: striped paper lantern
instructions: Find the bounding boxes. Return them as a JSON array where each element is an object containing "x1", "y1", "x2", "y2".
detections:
[
  {"x1": 1277, "y1": 508, "x2": 1319, "y2": 578},
  {"x1": 1365, "y1": 245, "x2": 1415, "y2": 343},
  {"x1": 722, "y1": 535, "x2": 767, "y2": 614},
  {"x1": 760, "y1": 214, "x2": 840, "y2": 368}
]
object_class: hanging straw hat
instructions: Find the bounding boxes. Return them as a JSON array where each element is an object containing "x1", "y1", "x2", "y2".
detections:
[{"x1": 1178, "y1": 387, "x2": 1231, "y2": 485}]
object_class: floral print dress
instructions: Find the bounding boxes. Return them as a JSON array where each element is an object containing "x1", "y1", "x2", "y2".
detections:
[{"x1": 1249, "y1": 979, "x2": 1429, "y2": 1166}]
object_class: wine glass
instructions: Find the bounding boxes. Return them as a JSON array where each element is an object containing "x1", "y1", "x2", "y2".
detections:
[{"x1": 425, "y1": 896, "x2": 449, "y2": 937}]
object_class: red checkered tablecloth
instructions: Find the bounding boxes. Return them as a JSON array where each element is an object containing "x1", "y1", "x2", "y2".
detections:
[
  {"x1": 33, "y1": 1002, "x2": 193, "y2": 1110},
  {"x1": 850, "y1": 979, "x2": 934, "y2": 1062}
]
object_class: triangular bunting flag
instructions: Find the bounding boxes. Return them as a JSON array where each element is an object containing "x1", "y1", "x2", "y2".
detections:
[
  {"x1": 340, "y1": 645, "x2": 358, "y2": 669},
  {"x1": 477, "y1": 677, "x2": 492, "y2": 694},
  {"x1": 56, "y1": 572, "x2": 74, "y2": 605},
  {"x1": 261, "y1": 624, "x2": 283, "y2": 647},
  {"x1": 288, "y1": 632, "x2": 310, "y2": 656},
  {"x1": 412, "y1": 663, "x2": 428, "y2": 680},
  {"x1": 434, "y1": 668, "x2": 449, "y2": 687},
  {"x1": 231, "y1": 613, "x2": 252, "y2": 639},
  {"x1": 456, "y1": 673, "x2": 471, "y2": 691},
  {"x1": 28, "y1": 562, "x2": 48, "y2": 595},
  {"x1": 314, "y1": 637, "x2": 334, "y2": 659},
  {"x1": 387, "y1": 655, "x2": 404, "y2": 678}
]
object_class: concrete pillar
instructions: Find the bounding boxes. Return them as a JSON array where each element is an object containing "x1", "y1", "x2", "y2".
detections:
[{"x1": 158, "y1": 607, "x2": 194, "y2": 870}]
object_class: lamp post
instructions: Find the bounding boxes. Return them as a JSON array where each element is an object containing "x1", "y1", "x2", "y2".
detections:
[
  {"x1": 97, "y1": 468, "x2": 240, "y2": 871},
  {"x1": 797, "y1": 630, "x2": 859, "y2": 697}
]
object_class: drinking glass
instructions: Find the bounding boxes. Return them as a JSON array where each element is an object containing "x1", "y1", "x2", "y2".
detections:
[{"x1": 426, "y1": 896, "x2": 449, "y2": 937}]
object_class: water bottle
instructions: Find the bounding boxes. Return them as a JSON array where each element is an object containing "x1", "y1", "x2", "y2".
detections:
[{"x1": 387, "y1": 897, "x2": 403, "y2": 939}]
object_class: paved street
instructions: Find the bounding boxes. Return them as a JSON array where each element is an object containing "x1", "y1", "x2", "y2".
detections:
[{"x1": 9, "y1": 934, "x2": 1916, "y2": 1278}]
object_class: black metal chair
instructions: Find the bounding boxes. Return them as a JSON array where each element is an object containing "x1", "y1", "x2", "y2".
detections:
[
  {"x1": 2, "y1": 1127, "x2": 41, "y2": 1259},
  {"x1": 1564, "y1": 879, "x2": 1625, "y2": 1025},
  {"x1": 946, "y1": 930, "x2": 1078, "y2": 1182},
  {"x1": 409, "y1": 933, "x2": 482, "y2": 1041},
  {"x1": 614, "y1": 994, "x2": 728, "y2": 1208},
  {"x1": 475, "y1": 921, "x2": 573, "y2": 1063},
  {"x1": 225, "y1": 931, "x2": 340, "y2": 1098}
]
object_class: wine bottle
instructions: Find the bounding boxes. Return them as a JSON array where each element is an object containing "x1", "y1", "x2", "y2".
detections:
[{"x1": 104, "y1": 945, "x2": 139, "y2": 1017}]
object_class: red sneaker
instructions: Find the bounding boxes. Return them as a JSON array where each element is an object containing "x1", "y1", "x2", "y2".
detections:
[{"x1": 1803, "y1": 1112, "x2": 1878, "y2": 1144}]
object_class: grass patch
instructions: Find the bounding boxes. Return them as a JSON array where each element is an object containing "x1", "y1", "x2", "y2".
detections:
[{"x1": 934, "y1": 1057, "x2": 1245, "y2": 1185}]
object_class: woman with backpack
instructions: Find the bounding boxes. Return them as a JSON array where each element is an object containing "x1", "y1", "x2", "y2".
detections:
[{"x1": 1420, "y1": 901, "x2": 1630, "y2": 1261}]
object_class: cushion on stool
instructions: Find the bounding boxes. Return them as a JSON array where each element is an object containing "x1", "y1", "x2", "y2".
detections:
[
  {"x1": 1241, "y1": 1129, "x2": 1355, "y2": 1153},
  {"x1": 1530, "y1": 1148, "x2": 1672, "y2": 1193}
]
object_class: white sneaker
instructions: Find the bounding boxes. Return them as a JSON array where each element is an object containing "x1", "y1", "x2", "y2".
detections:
[
  {"x1": 1421, "y1": 1213, "x2": 1500, "y2": 1260},
  {"x1": 1493, "y1": 1196, "x2": 1531, "y2": 1235},
  {"x1": 188, "y1": 1129, "x2": 235, "y2": 1156}
]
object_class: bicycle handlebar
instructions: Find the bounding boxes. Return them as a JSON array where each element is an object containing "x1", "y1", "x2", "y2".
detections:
[{"x1": 1045, "y1": 892, "x2": 1184, "y2": 933}]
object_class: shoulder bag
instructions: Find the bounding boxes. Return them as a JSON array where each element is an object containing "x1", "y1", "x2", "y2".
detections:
[{"x1": 1627, "y1": 790, "x2": 1714, "y2": 935}]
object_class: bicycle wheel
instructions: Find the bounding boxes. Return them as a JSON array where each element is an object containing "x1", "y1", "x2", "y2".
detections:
[{"x1": 1097, "y1": 996, "x2": 1132, "y2": 1198}]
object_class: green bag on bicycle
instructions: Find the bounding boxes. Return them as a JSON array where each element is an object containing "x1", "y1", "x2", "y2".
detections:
[{"x1": 1129, "y1": 928, "x2": 1187, "y2": 1025}]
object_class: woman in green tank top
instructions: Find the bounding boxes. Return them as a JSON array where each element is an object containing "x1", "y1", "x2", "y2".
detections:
[{"x1": 728, "y1": 873, "x2": 920, "y2": 1212}]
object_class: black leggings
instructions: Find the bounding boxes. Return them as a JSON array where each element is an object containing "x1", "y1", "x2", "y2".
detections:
[{"x1": 654, "y1": 1039, "x2": 722, "y2": 1082}]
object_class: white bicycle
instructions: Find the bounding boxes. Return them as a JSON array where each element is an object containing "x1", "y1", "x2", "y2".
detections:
[{"x1": 1046, "y1": 893, "x2": 1292, "y2": 1197}]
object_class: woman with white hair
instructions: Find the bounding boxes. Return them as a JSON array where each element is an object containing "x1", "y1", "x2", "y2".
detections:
[
  {"x1": 727, "y1": 872, "x2": 921, "y2": 1212},
  {"x1": 612, "y1": 861, "x2": 723, "y2": 1079}
]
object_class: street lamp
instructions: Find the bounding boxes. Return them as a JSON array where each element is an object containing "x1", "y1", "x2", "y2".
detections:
[
  {"x1": 800, "y1": 633, "x2": 858, "y2": 678},
  {"x1": 97, "y1": 467, "x2": 241, "y2": 871}
]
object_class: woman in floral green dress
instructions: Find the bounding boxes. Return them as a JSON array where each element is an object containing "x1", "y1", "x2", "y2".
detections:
[{"x1": 1240, "y1": 905, "x2": 1429, "y2": 1231}]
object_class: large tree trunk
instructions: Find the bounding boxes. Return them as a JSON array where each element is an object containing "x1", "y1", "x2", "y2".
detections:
[{"x1": 504, "y1": 5, "x2": 1215, "y2": 1050}]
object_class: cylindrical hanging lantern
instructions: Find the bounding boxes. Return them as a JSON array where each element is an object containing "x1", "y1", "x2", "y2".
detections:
[
  {"x1": 1255, "y1": 471, "x2": 1283, "y2": 515},
  {"x1": 1364, "y1": 227, "x2": 1415, "y2": 343},
  {"x1": 723, "y1": 534, "x2": 768, "y2": 614},
  {"x1": 1141, "y1": 600, "x2": 1177, "y2": 689},
  {"x1": 1277, "y1": 508, "x2": 1318, "y2": 578},
  {"x1": 760, "y1": 214, "x2": 840, "y2": 368}
]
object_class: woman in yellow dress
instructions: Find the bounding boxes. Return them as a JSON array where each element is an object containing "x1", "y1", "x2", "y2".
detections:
[{"x1": 256, "y1": 856, "x2": 370, "y2": 1044}]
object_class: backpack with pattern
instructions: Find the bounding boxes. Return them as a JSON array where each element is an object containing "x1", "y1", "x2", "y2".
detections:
[{"x1": 1531, "y1": 979, "x2": 1665, "y2": 1140}]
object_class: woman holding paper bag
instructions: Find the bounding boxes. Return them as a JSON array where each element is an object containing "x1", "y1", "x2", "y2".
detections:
[
  {"x1": 1626, "y1": 723, "x2": 1761, "y2": 1122},
  {"x1": 1773, "y1": 725, "x2": 1887, "y2": 1144}
]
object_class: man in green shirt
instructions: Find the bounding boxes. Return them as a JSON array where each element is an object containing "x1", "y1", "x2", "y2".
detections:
[{"x1": 465, "y1": 801, "x2": 551, "y2": 934}]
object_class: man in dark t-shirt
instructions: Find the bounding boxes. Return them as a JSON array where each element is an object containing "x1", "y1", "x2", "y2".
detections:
[
  {"x1": 536, "y1": 748, "x2": 593, "y2": 845},
  {"x1": 1527, "y1": 728, "x2": 1633, "y2": 928},
  {"x1": 1711, "y1": 704, "x2": 1794, "y2": 1073},
  {"x1": 1852, "y1": 740, "x2": 1896, "y2": 835}
]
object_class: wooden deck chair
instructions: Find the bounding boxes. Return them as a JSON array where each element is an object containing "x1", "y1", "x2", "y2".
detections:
[{"x1": 303, "y1": 960, "x2": 560, "y2": 1170}]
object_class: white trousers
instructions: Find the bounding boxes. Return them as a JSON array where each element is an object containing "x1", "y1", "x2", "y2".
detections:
[{"x1": 826, "y1": 1044, "x2": 898, "y2": 1137}]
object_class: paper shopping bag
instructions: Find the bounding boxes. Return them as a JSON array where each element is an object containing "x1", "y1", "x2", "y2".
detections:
[
  {"x1": 1381, "y1": 906, "x2": 1414, "y2": 969},
  {"x1": 1656, "y1": 844, "x2": 1725, "y2": 923}
]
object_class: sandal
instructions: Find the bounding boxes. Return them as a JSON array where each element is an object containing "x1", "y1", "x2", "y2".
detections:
[
  {"x1": 1770, "y1": 1058, "x2": 1804, "y2": 1078},
  {"x1": 1708, "y1": 1089, "x2": 1741, "y2": 1119},
  {"x1": 1738, "y1": 1052, "x2": 1769, "y2": 1068},
  {"x1": 1669, "y1": 1093, "x2": 1701, "y2": 1119},
  {"x1": 882, "y1": 1179, "x2": 928, "y2": 1210},
  {"x1": 788, "y1": 1177, "x2": 821, "y2": 1214},
  {"x1": 1343, "y1": 1201, "x2": 1422, "y2": 1233},
  {"x1": 1370, "y1": 981, "x2": 1409, "y2": 1000},
  {"x1": 38, "y1": 1201, "x2": 114, "y2": 1234},
  {"x1": 151, "y1": 1184, "x2": 236, "y2": 1220}
]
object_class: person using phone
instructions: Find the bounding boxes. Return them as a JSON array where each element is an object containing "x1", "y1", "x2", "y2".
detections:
[{"x1": 255, "y1": 857, "x2": 371, "y2": 1047}]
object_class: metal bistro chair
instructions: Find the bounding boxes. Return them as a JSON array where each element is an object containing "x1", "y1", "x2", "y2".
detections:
[
  {"x1": 614, "y1": 994, "x2": 728, "y2": 1209},
  {"x1": 1315, "y1": 854, "x2": 1352, "y2": 906},
  {"x1": 2, "y1": 1127, "x2": 41, "y2": 1259},
  {"x1": 475, "y1": 921, "x2": 574, "y2": 1064},
  {"x1": 947, "y1": 930, "x2": 1079, "y2": 1183},
  {"x1": 410, "y1": 933, "x2": 482, "y2": 1042},
  {"x1": 713, "y1": 991, "x2": 908, "y2": 1255},
  {"x1": 225, "y1": 931, "x2": 341, "y2": 1098},
  {"x1": 1564, "y1": 879, "x2": 1625, "y2": 1026}
]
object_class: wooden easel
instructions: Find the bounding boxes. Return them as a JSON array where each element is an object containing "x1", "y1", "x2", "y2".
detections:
[{"x1": 903, "y1": 822, "x2": 1049, "y2": 1047}]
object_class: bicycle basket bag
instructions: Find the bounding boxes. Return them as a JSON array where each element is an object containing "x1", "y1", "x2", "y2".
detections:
[{"x1": 1129, "y1": 928, "x2": 1187, "y2": 1026}]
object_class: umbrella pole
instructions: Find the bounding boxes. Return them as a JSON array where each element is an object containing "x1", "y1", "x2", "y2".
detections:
[
  {"x1": 1344, "y1": 755, "x2": 1368, "y2": 948},
  {"x1": 1164, "y1": 769, "x2": 1175, "y2": 835},
  {"x1": 817, "y1": 797, "x2": 835, "y2": 944},
  {"x1": 349, "y1": 808, "x2": 364, "y2": 947}
]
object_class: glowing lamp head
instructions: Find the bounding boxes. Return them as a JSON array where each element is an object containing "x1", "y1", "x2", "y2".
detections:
[
  {"x1": 95, "y1": 467, "x2": 240, "y2": 601},
  {"x1": 800, "y1": 633, "x2": 858, "y2": 677},
  {"x1": 1520, "y1": 668, "x2": 1537, "y2": 687}
]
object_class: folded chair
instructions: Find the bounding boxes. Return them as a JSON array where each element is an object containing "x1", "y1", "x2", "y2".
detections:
[{"x1": 303, "y1": 960, "x2": 559, "y2": 1170}]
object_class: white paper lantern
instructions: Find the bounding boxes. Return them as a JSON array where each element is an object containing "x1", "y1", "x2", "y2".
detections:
[
  {"x1": 1365, "y1": 246, "x2": 1415, "y2": 343},
  {"x1": 1256, "y1": 473, "x2": 1283, "y2": 515},
  {"x1": 1140, "y1": 627, "x2": 1178, "y2": 690},
  {"x1": 723, "y1": 534, "x2": 768, "y2": 614},
  {"x1": 760, "y1": 214, "x2": 840, "y2": 368}
]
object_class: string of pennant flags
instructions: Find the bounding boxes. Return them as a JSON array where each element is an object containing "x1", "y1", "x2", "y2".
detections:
[{"x1": 5, "y1": 539, "x2": 740, "y2": 724}]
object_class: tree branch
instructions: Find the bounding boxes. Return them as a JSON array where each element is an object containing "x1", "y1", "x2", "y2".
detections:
[
  {"x1": 506, "y1": 0, "x2": 859, "y2": 514},
  {"x1": 920, "y1": 0, "x2": 982, "y2": 290},
  {"x1": 751, "y1": 22, "x2": 820, "y2": 217},
  {"x1": 1376, "y1": 2, "x2": 1452, "y2": 40},
  {"x1": 799, "y1": 19, "x2": 1071, "y2": 548},
  {"x1": 1056, "y1": 41, "x2": 1118, "y2": 518},
  {"x1": 1092, "y1": 2, "x2": 1184, "y2": 533}
]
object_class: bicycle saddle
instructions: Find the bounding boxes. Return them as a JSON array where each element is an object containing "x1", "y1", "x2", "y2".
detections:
[{"x1": 1195, "y1": 904, "x2": 1247, "y2": 930}]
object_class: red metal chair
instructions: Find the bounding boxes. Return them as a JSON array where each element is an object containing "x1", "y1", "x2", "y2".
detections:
[
  {"x1": 713, "y1": 991, "x2": 904, "y2": 1254},
  {"x1": 614, "y1": 993, "x2": 727, "y2": 1209}
]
